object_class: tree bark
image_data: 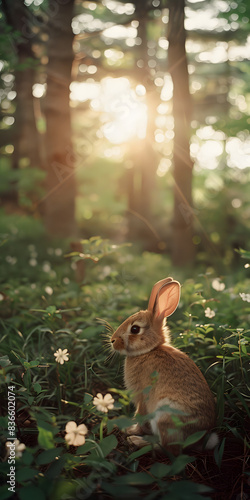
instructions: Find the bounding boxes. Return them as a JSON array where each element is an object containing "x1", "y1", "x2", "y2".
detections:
[
  {"x1": 168, "y1": 0, "x2": 195, "y2": 265},
  {"x1": 43, "y1": 0, "x2": 76, "y2": 237},
  {"x1": 1, "y1": 0, "x2": 41, "y2": 202},
  {"x1": 127, "y1": 1, "x2": 158, "y2": 246}
]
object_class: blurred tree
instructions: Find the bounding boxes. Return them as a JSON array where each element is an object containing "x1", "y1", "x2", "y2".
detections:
[
  {"x1": 168, "y1": 0, "x2": 195, "y2": 265},
  {"x1": 1, "y1": 0, "x2": 41, "y2": 201},
  {"x1": 126, "y1": 0, "x2": 158, "y2": 245},
  {"x1": 43, "y1": 0, "x2": 76, "y2": 237}
]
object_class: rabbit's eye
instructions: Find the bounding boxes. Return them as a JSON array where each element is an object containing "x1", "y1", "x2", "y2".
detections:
[{"x1": 130, "y1": 324, "x2": 141, "y2": 334}]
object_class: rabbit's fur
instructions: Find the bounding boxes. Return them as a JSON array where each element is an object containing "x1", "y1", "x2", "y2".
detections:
[{"x1": 111, "y1": 277, "x2": 216, "y2": 454}]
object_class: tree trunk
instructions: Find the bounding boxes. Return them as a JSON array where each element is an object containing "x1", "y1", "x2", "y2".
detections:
[
  {"x1": 127, "y1": 1, "x2": 158, "y2": 247},
  {"x1": 1, "y1": 0, "x2": 41, "y2": 202},
  {"x1": 43, "y1": 0, "x2": 76, "y2": 237},
  {"x1": 168, "y1": 0, "x2": 195, "y2": 265}
]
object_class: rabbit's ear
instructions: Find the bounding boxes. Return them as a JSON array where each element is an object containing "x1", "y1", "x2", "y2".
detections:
[
  {"x1": 150, "y1": 280, "x2": 180, "y2": 322},
  {"x1": 148, "y1": 277, "x2": 174, "y2": 313}
]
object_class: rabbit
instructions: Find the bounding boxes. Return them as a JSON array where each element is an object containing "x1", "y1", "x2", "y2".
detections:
[{"x1": 110, "y1": 277, "x2": 217, "y2": 454}]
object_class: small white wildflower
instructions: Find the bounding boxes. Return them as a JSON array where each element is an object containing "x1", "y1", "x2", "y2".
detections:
[
  {"x1": 5, "y1": 439, "x2": 26, "y2": 458},
  {"x1": 93, "y1": 393, "x2": 115, "y2": 413},
  {"x1": 205, "y1": 307, "x2": 216, "y2": 319},
  {"x1": 212, "y1": 279, "x2": 225, "y2": 292},
  {"x1": 45, "y1": 286, "x2": 53, "y2": 295},
  {"x1": 71, "y1": 262, "x2": 77, "y2": 270},
  {"x1": 65, "y1": 421, "x2": 88, "y2": 447},
  {"x1": 244, "y1": 263, "x2": 250, "y2": 269},
  {"x1": 54, "y1": 348, "x2": 69, "y2": 364},
  {"x1": 239, "y1": 293, "x2": 250, "y2": 303},
  {"x1": 6, "y1": 256, "x2": 17, "y2": 265},
  {"x1": 30, "y1": 251, "x2": 38, "y2": 258},
  {"x1": 29, "y1": 258, "x2": 37, "y2": 267},
  {"x1": 43, "y1": 262, "x2": 51, "y2": 273},
  {"x1": 55, "y1": 248, "x2": 63, "y2": 256},
  {"x1": 0, "y1": 293, "x2": 4, "y2": 301},
  {"x1": 63, "y1": 277, "x2": 70, "y2": 284},
  {"x1": 30, "y1": 283, "x2": 36, "y2": 290}
]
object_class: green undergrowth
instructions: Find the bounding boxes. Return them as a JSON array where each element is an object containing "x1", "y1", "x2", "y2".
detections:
[{"x1": 0, "y1": 230, "x2": 249, "y2": 500}]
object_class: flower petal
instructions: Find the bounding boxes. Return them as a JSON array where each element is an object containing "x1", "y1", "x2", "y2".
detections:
[{"x1": 65, "y1": 421, "x2": 77, "y2": 433}]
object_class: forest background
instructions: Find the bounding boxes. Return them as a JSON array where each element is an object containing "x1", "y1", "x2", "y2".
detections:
[{"x1": 0, "y1": 1, "x2": 250, "y2": 499}]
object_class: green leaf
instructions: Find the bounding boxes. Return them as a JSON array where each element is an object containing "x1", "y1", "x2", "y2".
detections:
[
  {"x1": 183, "y1": 430, "x2": 207, "y2": 449},
  {"x1": 33, "y1": 382, "x2": 42, "y2": 393},
  {"x1": 0, "y1": 356, "x2": 11, "y2": 367},
  {"x1": 45, "y1": 456, "x2": 66, "y2": 479},
  {"x1": 102, "y1": 482, "x2": 140, "y2": 497},
  {"x1": 16, "y1": 467, "x2": 38, "y2": 482},
  {"x1": 167, "y1": 455, "x2": 195, "y2": 476},
  {"x1": 99, "y1": 434, "x2": 118, "y2": 457},
  {"x1": 37, "y1": 427, "x2": 54, "y2": 450},
  {"x1": 150, "y1": 462, "x2": 171, "y2": 478},
  {"x1": 19, "y1": 486, "x2": 46, "y2": 500},
  {"x1": 36, "y1": 447, "x2": 63, "y2": 465},
  {"x1": 214, "y1": 437, "x2": 225, "y2": 469},
  {"x1": 128, "y1": 445, "x2": 152, "y2": 462},
  {"x1": 106, "y1": 415, "x2": 133, "y2": 433},
  {"x1": 167, "y1": 479, "x2": 213, "y2": 499},
  {"x1": 0, "y1": 485, "x2": 14, "y2": 500}
]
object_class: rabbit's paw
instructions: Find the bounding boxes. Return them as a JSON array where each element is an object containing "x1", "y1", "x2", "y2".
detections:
[{"x1": 127, "y1": 435, "x2": 149, "y2": 448}]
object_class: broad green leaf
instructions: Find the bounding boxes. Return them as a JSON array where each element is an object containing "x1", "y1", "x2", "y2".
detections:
[
  {"x1": 183, "y1": 430, "x2": 207, "y2": 448},
  {"x1": 102, "y1": 481, "x2": 140, "y2": 497},
  {"x1": 128, "y1": 445, "x2": 152, "y2": 462},
  {"x1": 16, "y1": 467, "x2": 38, "y2": 482},
  {"x1": 36, "y1": 447, "x2": 63, "y2": 465},
  {"x1": 99, "y1": 434, "x2": 118, "y2": 457},
  {"x1": 150, "y1": 462, "x2": 171, "y2": 478},
  {"x1": 167, "y1": 454, "x2": 195, "y2": 476},
  {"x1": 37, "y1": 427, "x2": 54, "y2": 450},
  {"x1": 19, "y1": 486, "x2": 46, "y2": 500}
]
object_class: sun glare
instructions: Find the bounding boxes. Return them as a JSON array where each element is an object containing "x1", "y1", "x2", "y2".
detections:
[{"x1": 70, "y1": 77, "x2": 148, "y2": 144}]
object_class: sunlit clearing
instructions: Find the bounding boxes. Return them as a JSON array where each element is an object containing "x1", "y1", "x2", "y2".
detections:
[
  {"x1": 100, "y1": 78, "x2": 147, "y2": 144},
  {"x1": 70, "y1": 77, "x2": 147, "y2": 145}
]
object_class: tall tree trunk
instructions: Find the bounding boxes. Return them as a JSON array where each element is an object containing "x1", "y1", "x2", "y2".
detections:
[
  {"x1": 43, "y1": 0, "x2": 76, "y2": 237},
  {"x1": 127, "y1": 1, "x2": 158, "y2": 246},
  {"x1": 2, "y1": 0, "x2": 41, "y2": 202},
  {"x1": 168, "y1": 0, "x2": 195, "y2": 265}
]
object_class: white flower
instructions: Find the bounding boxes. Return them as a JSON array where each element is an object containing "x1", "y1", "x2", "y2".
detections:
[
  {"x1": 0, "y1": 293, "x2": 4, "y2": 301},
  {"x1": 239, "y1": 293, "x2": 250, "y2": 303},
  {"x1": 43, "y1": 262, "x2": 51, "y2": 273},
  {"x1": 65, "y1": 421, "x2": 88, "y2": 446},
  {"x1": 63, "y1": 277, "x2": 70, "y2": 284},
  {"x1": 29, "y1": 258, "x2": 37, "y2": 267},
  {"x1": 45, "y1": 286, "x2": 53, "y2": 295},
  {"x1": 54, "y1": 348, "x2": 69, "y2": 364},
  {"x1": 55, "y1": 248, "x2": 63, "y2": 256},
  {"x1": 205, "y1": 307, "x2": 215, "y2": 319},
  {"x1": 212, "y1": 279, "x2": 225, "y2": 291},
  {"x1": 30, "y1": 283, "x2": 36, "y2": 290},
  {"x1": 244, "y1": 263, "x2": 250, "y2": 269},
  {"x1": 93, "y1": 393, "x2": 115, "y2": 413},
  {"x1": 5, "y1": 439, "x2": 26, "y2": 458},
  {"x1": 6, "y1": 256, "x2": 17, "y2": 265}
]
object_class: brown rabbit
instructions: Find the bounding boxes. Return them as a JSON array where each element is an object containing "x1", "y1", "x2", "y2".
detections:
[{"x1": 111, "y1": 277, "x2": 217, "y2": 454}]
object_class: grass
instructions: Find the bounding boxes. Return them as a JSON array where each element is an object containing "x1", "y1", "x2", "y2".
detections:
[{"x1": 0, "y1": 226, "x2": 249, "y2": 500}]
